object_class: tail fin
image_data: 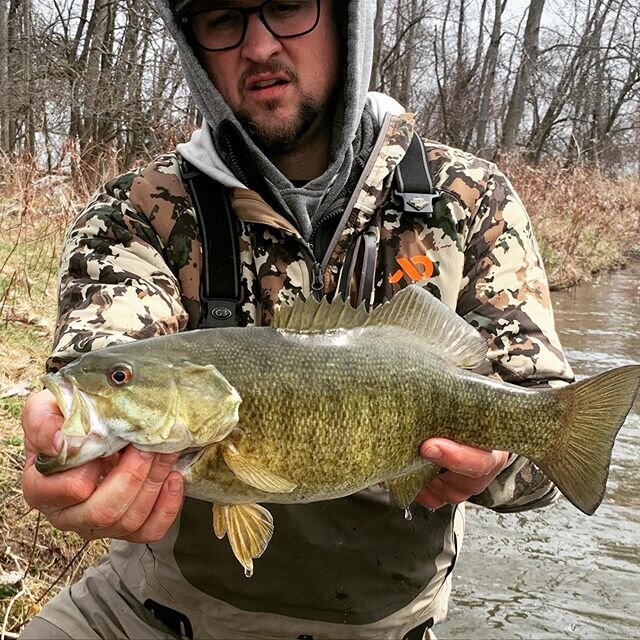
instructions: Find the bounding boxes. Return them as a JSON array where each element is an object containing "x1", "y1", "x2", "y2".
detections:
[{"x1": 537, "y1": 365, "x2": 640, "y2": 515}]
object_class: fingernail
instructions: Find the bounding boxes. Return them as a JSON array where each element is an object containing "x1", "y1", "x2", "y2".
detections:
[
  {"x1": 422, "y1": 445, "x2": 442, "y2": 461},
  {"x1": 169, "y1": 478, "x2": 182, "y2": 496},
  {"x1": 52, "y1": 431, "x2": 64, "y2": 453},
  {"x1": 138, "y1": 450, "x2": 155, "y2": 460}
]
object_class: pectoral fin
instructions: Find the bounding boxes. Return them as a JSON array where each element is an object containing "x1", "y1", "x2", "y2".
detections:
[
  {"x1": 212, "y1": 503, "x2": 274, "y2": 577},
  {"x1": 385, "y1": 465, "x2": 440, "y2": 509},
  {"x1": 222, "y1": 442, "x2": 297, "y2": 493}
]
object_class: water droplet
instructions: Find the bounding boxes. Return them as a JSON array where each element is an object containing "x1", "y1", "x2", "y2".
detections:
[
  {"x1": 244, "y1": 566, "x2": 253, "y2": 578},
  {"x1": 404, "y1": 508, "x2": 413, "y2": 521}
]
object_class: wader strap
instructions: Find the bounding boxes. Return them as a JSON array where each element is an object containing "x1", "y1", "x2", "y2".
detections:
[
  {"x1": 393, "y1": 133, "x2": 438, "y2": 217},
  {"x1": 181, "y1": 160, "x2": 242, "y2": 328},
  {"x1": 402, "y1": 617, "x2": 435, "y2": 640},
  {"x1": 339, "y1": 132, "x2": 438, "y2": 306},
  {"x1": 335, "y1": 228, "x2": 377, "y2": 309},
  {"x1": 144, "y1": 599, "x2": 193, "y2": 640}
]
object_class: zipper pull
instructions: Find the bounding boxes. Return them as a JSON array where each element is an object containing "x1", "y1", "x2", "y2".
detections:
[{"x1": 311, "y1": 262, "x2": 324, "y2": 296}]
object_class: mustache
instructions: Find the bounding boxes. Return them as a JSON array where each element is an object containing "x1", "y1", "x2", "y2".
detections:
[{"x1": 239, "y1": 61, "x2": 299, "y2": 89}]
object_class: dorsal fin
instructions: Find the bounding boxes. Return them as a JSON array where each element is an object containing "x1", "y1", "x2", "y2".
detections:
[
  {"x1": 370, "y1": 285, "x2": 487, "y2": 369},
  {"x1": 273, "y1": 294, "x2": 370, "y2": 332},
  {"x1": 272, "y1": 285, "x2": 487, "y2": 369}
]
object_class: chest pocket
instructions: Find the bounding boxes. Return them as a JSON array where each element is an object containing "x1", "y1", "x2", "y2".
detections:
[{"x1": 377, "y1": 192, "x2": 467, "y2": 309}]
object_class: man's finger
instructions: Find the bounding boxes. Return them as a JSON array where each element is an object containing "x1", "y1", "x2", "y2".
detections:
[
  {"x1": 420, "y1": 438, "x2": 508, "y2": 478},
  {"x1": 124, "y1": 472, "x2": 184, "y2": 544},
  {"x1": 105, "y1": 453, "x2": 181, "y2": 537},
  {"x1": 416, "y1": 471, "x2": 488, "y2": 509},
  {"x1": 22, "y1": 458, "x2": 103, "y2": 512},
  {"x1": 50, "y1": 447, "x2": 157, "y2": 532}
]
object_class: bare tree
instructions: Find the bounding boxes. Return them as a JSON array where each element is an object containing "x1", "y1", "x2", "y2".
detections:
[
  {"x1": 2, "y1": 0, "x2": 640, "y2": 178},
  {"x1": 475, "y1": 0, "x2": 507, "y2": 156},
  {"x1": 501, "y1": 0, "x2": 546, "y2": 153}
]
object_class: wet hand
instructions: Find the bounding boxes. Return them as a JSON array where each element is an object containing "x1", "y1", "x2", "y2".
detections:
[
  {"x1": 21, "y1": 389, "x2": 184, "y2": 543},
  {"x1": 416, "y1": 438, "x2": 509, "y2": 510}
]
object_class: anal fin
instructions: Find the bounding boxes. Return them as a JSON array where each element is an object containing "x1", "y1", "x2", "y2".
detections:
[
  {"x1": 385, "y1": 464, "x2": 440, "y2": 509},
  {"x1": 212, "y1": 503, "x2": 274, "y2": 577}
]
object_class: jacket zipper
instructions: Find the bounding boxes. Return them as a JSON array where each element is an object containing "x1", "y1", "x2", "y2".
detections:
[
  {"x1": 305, "y1": 115, "x2": 394, "y2": 301},
  {"x1": 300, "y1": 242, "x2": 324, "y2": 298},
  {"x1": 311, "y1": 260, "x2": 324, "y2": 295}
]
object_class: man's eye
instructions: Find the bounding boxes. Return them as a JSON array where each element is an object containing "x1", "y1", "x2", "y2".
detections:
[
  {"x1": 205, "y1": 11, "x2": 236, "y2": 28},
  {"x1": 270, "y1": 2, "x2": 304, "y2": 15}
]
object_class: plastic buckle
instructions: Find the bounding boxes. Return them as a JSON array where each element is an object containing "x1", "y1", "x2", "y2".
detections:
[
  {"x1": 201, "y1": 299, "x2": 238, "y2": 328},
  {"x1": 393, "y1": 191, "x2": 438, "y2": 216}
]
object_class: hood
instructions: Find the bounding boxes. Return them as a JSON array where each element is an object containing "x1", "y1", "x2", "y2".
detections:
[
  {"x1": 175, "y1": 91, "x2": 405, "y2": 193},
  {"x1": 153, "y1": 0, "x2": 381, "y2": 239}
]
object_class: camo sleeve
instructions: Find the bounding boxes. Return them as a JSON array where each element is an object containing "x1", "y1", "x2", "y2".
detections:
[
  {"x1": 47, "y1": 170, "x2": 190, "y2": 372},
  {"x1": 455, "y1": 165, "x2": 574, "y2": 511}
]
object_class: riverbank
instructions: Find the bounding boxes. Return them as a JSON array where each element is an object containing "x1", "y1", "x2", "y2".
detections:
[
  {"x1": 1, "y1": 155, "x2": 639, "y2": 632},
  {"x1": 505, "y1": 158, "x2": 640, "y2": 289}
]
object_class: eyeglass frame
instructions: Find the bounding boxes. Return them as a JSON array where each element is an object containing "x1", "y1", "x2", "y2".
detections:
[{"x1": 180, "y1": 0, "x2": 322, "y2": 52}]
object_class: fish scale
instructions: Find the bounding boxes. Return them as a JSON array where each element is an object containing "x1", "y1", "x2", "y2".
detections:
[{"x1": 183, "y1": 324, "x2": 565, "y2": 506}]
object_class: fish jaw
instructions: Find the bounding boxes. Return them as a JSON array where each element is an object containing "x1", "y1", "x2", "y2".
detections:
[
  {"x1": 38, "y1": 371, "x2": 126, "y2": 475},
  {"x1": 35, "y1": 432, "x2": 128, "y2": 475}
]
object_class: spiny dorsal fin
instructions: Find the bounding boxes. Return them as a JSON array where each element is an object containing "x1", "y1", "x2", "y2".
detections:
[
  {"x1": 273, "y1": 294, "x2": 370, "y2": 332},
  {"x1": 370, "y1": 285, "x2": 487, "y2": 369}
]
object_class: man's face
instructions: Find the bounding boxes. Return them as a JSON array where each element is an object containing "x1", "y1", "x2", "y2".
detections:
[{"x1": 193, "y1": 0, "x2": 341, "y2": 154}]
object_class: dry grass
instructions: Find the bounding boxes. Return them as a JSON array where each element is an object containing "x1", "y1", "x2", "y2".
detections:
[
  {"x1": 0, "y1": 152, "x2": 639, "y2": 634},
  {"x1": 504, "y1": 157, "x2": 640, "y2": 289},
  {"x1": 0, "y1": 155, "x2": 108, "y2": 635}
]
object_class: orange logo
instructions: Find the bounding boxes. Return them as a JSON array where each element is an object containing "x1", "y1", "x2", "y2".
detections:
[{"x1": 389, "y1": 256, "x2": 434, "y2": 284}]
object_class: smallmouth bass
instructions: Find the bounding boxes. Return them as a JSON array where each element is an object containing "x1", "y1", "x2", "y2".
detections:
[{"x1": 37, "y1": 286, "x2": 640, "y2": 575}]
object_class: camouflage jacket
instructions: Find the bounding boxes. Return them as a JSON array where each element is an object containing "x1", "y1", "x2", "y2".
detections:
[{"x1": 48, "y1": 113, "x2": 573, "y2": 638}]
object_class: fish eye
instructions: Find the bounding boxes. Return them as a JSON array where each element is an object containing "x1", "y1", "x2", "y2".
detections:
[{"x1": 108, "y1": 364, "x2": 133, "y2": 386}]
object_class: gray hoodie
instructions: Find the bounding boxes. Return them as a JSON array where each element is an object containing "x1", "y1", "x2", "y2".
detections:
[{"x1": 153, "y1": 0, "x2": 382, "y2": 240}]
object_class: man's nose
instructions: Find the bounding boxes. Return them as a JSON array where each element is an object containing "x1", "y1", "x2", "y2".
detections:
[{"x1": 240, "y1": 14, "x2": 283, "y2": 61}]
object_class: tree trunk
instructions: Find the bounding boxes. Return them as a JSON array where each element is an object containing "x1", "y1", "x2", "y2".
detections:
[
  {"x1": 501, "y1": 0, "x2": 546, "y2": 153},
  {"x1": 23, "y1": 0, "x2": 34, "y2": 156},
  {"x1": 398, "y1": 0, "x2": 420, "y2": 107},
  {"x1": 370, "y1": 0, "x2": 385, "y2": 91},
  {"x1": 475, "y1": 0, "x2": 505, "y2": 155},
  {"x1": 0, "y1": 0, "x2": 9, "y2": 152}
]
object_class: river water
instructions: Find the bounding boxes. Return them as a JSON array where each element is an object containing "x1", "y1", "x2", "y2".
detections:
[{"x1": 437, "y1": 262, "x2": 640, "y2": 639}]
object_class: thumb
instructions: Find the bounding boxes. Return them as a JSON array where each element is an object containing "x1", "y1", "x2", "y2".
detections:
[{"x1": 22, "y1": 389, "x2": 65, "y2": 458}]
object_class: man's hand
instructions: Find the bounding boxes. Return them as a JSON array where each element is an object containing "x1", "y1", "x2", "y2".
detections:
[
  {"x1": 21, "y1": 389, "x2": 184, "y2": 543},
  {"x1": 417, "y1": 438, "x2": 509, "y2": 510}
]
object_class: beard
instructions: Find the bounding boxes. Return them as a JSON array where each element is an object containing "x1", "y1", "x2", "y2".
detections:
[{"x1": 235, "y1": 94, "x2": 323, "y2": 156}]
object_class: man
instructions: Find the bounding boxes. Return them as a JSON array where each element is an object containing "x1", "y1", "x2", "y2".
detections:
[{"x1": 20, "y1": 0, "x2": 573, "y2": 638}]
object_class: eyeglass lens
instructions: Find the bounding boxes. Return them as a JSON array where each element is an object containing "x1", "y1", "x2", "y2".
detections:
[{"x1": 190, "y1": 0, "x2": 320, "y2": 51}]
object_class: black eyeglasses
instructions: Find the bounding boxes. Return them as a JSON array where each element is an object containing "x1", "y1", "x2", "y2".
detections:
[{"x1": 181, "y1": 0, "x2": 321, "y2": 52}]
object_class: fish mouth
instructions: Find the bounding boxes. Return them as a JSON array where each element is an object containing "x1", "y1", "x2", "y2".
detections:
[
  {"x1": 43, "y1": 371, "x2": 74, "y2": 420},
  {"x1": 39, "y1": 371, "x2": 120, "y2": 475},
  {"x1": 43, "y1": 371, "x2": 99, "y2": 437},
  {"x1": 36, "y1": 452, "x2": 68, "y2": 475}
]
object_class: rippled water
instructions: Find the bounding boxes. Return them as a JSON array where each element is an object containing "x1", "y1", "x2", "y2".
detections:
[{"x1": 438, "y1": 263, "x2": 640, "y2": 639}]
